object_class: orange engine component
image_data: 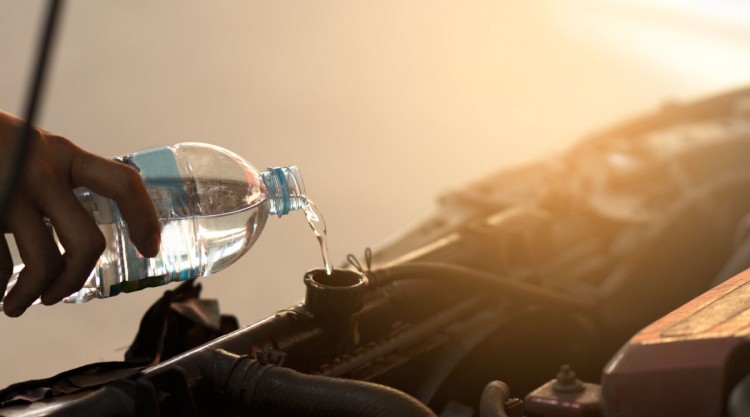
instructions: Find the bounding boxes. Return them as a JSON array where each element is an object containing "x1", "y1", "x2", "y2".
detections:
[{"x1": 602, "y1": 269, "x2": 750, "y2": 416}]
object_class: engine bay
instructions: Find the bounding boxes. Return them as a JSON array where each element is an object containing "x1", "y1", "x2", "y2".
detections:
[{"x1": 2, "y1": 87, "x2": 750, "y2": 417}]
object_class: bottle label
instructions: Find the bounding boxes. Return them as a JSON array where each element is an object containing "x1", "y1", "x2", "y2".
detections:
[
  {"x1": 121, "y1": 147, "x2": 191, "y2": 219},
  {"x1": 109, "y1": 274, "x2": 169, "y2": 296},
  {"x1": 123, "y1": 146, "x2": 181, "y2": 181}
]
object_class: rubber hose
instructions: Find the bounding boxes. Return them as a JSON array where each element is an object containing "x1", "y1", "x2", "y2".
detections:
[
  {"x1": 479, "y1": 380, "x2": 510, "y2": 417},
  {"x1": 251, "y1": 366, "x2": 437, "y2": 417},
  {"x1": 372, "y1": 262, "x2": 595, "y2": 312},
  {"x1": 214, "y1": 350, "x2": 436, "y2": 417},
  {"x1": 729, "y1": 373, "x2": 750, "y2": 417}
]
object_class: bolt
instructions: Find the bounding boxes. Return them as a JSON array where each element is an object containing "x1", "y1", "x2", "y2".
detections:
[{"x1": 553, "y1": 364, "x2": 585, "y2": 393}]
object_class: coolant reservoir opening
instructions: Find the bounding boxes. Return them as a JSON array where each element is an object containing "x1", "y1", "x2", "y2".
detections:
[
  {"x1": 303, "y1": 268, "x2": 368, "y2": 317},
  {"x1": 304, "y1": 268, "x2": 367, "y2": 290}
]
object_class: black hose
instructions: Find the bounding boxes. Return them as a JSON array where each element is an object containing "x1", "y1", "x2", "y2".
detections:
[
  {"x1": 729, "y1": 374, "x2": 750, "y2": 417},
  {"x1": 211, "y1": 349, "x2": 436, "y2": 417},
  {"x1": 372, "y1": 262, "x2": 595, "y2": 312},
  {"x1": 479, "y1": 381, "x2": 510, "y2": 417},
  {"x1": 255, "y1": 365, "x2": 437, "y2": 417}
]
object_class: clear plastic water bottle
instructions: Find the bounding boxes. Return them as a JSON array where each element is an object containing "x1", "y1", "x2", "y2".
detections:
[{"x1": 0, "y1": 143, "x2": 307, "y2": 308}]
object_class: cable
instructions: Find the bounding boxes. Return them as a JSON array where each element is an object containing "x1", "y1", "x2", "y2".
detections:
[
  {"x1": 0, "y1": 0, "x2": 65, "y2": 219},
  {"x1": 371, "y1": 261, "x2": 596, "y2": 312}
]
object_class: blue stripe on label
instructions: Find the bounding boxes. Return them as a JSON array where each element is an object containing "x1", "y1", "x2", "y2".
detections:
[{"x1": 129, "y1": 147, "x2": 181, "y2": 181}]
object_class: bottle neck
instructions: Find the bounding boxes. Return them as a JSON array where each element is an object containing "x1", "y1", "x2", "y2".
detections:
[{"x1": 262, "y1": 166, "x2": 307, "y2": 217}]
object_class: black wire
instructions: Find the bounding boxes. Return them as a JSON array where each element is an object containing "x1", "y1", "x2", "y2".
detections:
[{"x1": 0, "y1": 0, "x2": 65, "y2": 220}]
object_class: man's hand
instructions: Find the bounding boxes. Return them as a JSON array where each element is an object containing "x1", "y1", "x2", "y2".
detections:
[{"x1": 0, "y1": 110, "x2": 161, "y2": 317}]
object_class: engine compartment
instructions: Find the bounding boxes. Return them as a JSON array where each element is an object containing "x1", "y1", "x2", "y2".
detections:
[{"x1": 2, "y1": 87, "x2": 750, "y2": 417}]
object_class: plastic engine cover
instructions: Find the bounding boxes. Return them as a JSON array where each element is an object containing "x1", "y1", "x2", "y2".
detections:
[{"x1": 602, "y1": 269, "x2": 750, "y2": 417}]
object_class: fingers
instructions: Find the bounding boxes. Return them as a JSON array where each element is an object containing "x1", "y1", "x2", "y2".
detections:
[
  {"x1": 0, "y1": 123, "x2": 162, "y2": 316},
  {"x1": 30, "y1": 176, "x2": 105, "y2": 305},
  {"x1": 69, "y1": 150, "x2": 161, "y2": 257},
  {"x1": 0, "y1": 235, "x2": 12, "y2": 299},
  {"x1": 0, "y1": 118, "x2": 162, "y2": 316},
  {"x1": 3, "y1": 202, "x2": 64, "y2": 317}
]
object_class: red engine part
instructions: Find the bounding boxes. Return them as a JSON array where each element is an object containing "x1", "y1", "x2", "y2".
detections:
[{"x1": 602, "y1": 269, "x2": 750, "y2": 417}]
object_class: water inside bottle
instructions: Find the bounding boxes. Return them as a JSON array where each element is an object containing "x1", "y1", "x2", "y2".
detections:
[
  {"x1": 303, "y1": 200, "x2": 333, "y2": 275},
  {"x1": 65, "y1": 187, "x2": 271, "y2": 302},
  {"x1": 1, "y1": 179, "x2": 334, "y2": 309}
]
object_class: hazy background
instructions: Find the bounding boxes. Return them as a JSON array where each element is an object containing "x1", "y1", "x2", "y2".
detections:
[{"x1": 1, "y1": 0, "x2": 749, "y2": 386}]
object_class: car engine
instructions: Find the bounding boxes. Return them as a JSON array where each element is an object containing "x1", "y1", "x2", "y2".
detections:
[{"x1": 1, "y1": 87, "x2": 750, "y2": 417}]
